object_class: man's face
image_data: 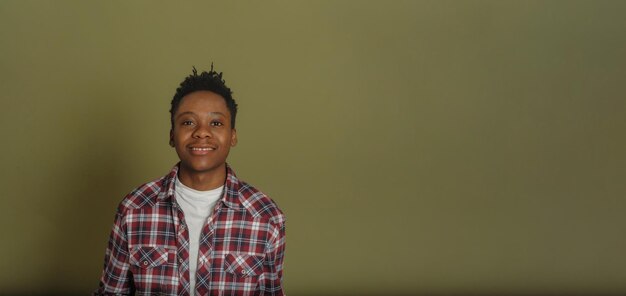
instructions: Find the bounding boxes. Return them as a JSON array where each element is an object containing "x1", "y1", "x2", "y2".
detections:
[{"x1": 170, "y1": 90, "x2": 237, "y2": 176}]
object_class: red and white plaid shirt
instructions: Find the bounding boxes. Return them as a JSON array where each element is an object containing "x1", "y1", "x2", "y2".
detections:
[{"x1": 95, "y1": 164, "x2": 286, "y2": 295}]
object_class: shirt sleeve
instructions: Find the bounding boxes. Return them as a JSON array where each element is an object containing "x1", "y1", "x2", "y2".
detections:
[
  {"x1": 94, "y1": 207, "x2": 134, "y2": 295},
  {"x1": 260, "y1": 219, "x2": 286, "y2": 296}
]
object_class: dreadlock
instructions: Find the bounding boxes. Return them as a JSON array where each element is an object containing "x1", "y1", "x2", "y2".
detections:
[{"x1": 170, "y1": 64, "x2": 238, "y2": 129}]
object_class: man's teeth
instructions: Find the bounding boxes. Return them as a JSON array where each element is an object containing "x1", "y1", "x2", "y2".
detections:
[{"x1": 191, "y1": 147, "x2": 215, "y2": 151}]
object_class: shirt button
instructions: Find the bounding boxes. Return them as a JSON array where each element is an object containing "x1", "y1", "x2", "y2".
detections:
[
  {"x1": 241, "y1": 270, "x2": 246, "y2": 275},
  {"x1": 143, "y1": 261, "x2": 149, "y2": 266},
  {"x1": 179, "y1": 258, "x2": 184, "y2": 264}
]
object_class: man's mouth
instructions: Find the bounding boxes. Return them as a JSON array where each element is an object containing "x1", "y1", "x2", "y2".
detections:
[
  {"x1": 190, "y1": 147, "x2": 215, "y2": 151},
  {"x1": 188, "y1": 146, "x2": 217, "y2": 155}
]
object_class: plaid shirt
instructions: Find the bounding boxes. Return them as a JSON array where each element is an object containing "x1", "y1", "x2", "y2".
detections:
[{"x1": 95, "y1": 164, "x2": 286, "y2": 296}]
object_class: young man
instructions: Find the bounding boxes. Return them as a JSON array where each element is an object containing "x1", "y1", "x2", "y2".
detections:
[{"x1": 95, "y1": 67, "x2": 286, "y2": 295}]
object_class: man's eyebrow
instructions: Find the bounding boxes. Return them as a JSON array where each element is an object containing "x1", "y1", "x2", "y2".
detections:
[
  {"x1": 175, "y1": 111, "x2": 225, "y2": 118},
  {"x1": 175, "y1": 111, "x2": 195, "y2": 118}
]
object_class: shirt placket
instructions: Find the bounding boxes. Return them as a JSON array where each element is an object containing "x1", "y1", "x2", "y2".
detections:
[
  {"x1": 195, "y1": 203, "x2": 220, "y2": 295},
  {"x1": 173, "y1": 201, "x2": 191, "y2": 296}
]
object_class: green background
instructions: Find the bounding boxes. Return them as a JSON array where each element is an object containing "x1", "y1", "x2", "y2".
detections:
[{"x1": 1, "y1": 1, "x2": 625, "y2": 295}]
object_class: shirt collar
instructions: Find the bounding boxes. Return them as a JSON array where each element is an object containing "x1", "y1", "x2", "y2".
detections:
[{"x1": 161, "y1": 163, "x2": 244, "y2": 210}]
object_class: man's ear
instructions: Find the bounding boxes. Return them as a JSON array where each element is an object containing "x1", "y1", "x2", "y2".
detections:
[
  {"x1": 169, "y1": 130, "x2": 175, "y2": 147},
  {"x1": 230, "y1": 128, "x2": 238, "y2": 147}
]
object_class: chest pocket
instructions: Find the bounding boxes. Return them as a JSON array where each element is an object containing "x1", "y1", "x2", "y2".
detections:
[
  {"x1": 224, "y1": 253, "x2": 265, "y2": 278},
  {"x1": 130, "y1": 246, "x2": 170, "y2": 268}
]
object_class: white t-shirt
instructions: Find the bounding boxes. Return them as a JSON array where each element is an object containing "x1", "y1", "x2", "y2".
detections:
[{"x1": 174, "y1": 176, "x2": 223, "y2": 296}]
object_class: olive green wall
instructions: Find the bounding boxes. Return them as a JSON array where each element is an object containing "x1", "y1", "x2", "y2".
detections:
[{"x1": 1, "y1": 1, "x2": 625, "y2": 295}]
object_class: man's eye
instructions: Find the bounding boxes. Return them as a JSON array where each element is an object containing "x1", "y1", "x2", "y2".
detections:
[
  {"x1": 182, "y1": 120, "x2": 194, "y2": 126},
  {"x1": 211, "y1": 121, "x2": 223, "y2": 127}
]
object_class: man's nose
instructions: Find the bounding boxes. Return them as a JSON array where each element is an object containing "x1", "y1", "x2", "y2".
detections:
[{"x1": 192, "y1": 124, "x2": 212, "y2": 138}]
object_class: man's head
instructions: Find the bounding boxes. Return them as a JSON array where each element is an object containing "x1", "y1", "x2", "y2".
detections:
[
  {"x1": 169, "y1": 66, "x2": 239, "y2": 181},
  {"x1": 170, "y1": 65, "x2": 238, "y2": 130}
]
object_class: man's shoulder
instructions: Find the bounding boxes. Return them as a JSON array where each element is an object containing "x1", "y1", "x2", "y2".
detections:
[
  {"x1": 236, "y1": 180, "x2": 285, "y2": 225},
  {"x1": 117, "y1": 170, "x2": 175, "y2": 214}
]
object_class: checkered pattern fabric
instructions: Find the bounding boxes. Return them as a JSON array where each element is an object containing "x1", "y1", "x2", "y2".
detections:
[{"x1": 94, "y1": 164, "x2": 286, "y2": 295}]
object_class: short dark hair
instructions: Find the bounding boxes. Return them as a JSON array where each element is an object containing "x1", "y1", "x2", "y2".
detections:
[{"x1": 170, "y1": 65, "x2": 238, "y2": 129}]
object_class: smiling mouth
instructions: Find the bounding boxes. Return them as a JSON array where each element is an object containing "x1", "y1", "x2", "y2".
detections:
[{"x1": 190, "y1": 147, "x2": 215, "y2": 151}]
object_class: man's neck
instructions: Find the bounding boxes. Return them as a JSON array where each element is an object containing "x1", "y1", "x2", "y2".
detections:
[{"x1": 177, "y1": 165, "x2": 226, "y2": 191}]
